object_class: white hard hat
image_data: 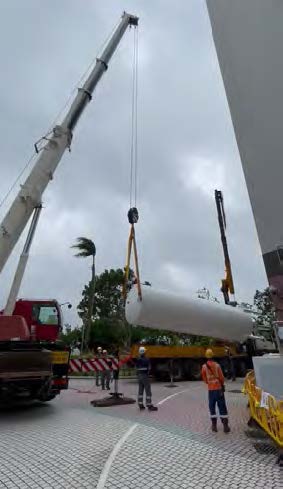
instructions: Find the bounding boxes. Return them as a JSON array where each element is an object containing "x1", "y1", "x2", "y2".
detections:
[
  {"x1": 103, "y1": 350, "x2": 107, "y2": 354},
  {"x1": 139, "y1": 346, "x2": 146, "y2": 354},
  {"x1": 97, "y1": 346, "x2": 102, "y2": 351}
]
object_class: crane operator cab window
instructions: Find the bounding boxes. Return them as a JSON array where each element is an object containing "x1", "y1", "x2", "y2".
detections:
[
  {"x1": 32, "y1": 304, "x2": 59, "y2": 326},
  {"x1": 31, "y1": 303, "x2": 60, "y2": 341}
]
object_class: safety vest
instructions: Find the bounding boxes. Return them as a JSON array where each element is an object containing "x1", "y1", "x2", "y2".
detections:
[
  {"x1": 136, "y1": 356, "x2": 150, "y2": 375},
  {"x1": 201, "y1": 361, "x2": 224, "y2": 391}
]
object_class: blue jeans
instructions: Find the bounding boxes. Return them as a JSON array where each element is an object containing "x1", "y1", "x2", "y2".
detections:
[{"x1": 208, "y1": 389, "x2": 228, "y2": 418}]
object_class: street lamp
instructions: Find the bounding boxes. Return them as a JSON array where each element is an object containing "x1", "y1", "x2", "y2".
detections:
[{"x1": 60, "y1": 302, "x2": 72, "y2": 309}]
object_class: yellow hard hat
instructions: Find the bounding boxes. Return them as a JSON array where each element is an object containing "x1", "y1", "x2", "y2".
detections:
[{"x1": 205, "y1": 349, "x2": 214, "y2": 359}]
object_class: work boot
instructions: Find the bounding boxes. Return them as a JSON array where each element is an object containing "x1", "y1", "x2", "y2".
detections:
[
  {"x1": 211, "y1": 418, "x2": 218, "y2": 433},
  {"x1": 148, "y1": 405, "x2": 158, "y2": 411},
  {"x1": 222, "y1": 418, "x2": 231, "y2": 433},
  {"x1": 139, "y1": 404, "x2": 145, "y2": 410}
]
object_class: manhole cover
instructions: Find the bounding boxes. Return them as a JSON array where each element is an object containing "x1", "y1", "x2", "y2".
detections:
[
  {"x1": 253, "y1": 442, "x2": 277, "y2": 455},
  {"x1": 228, "y1": 389, "x2": 242, "y2": 393}
]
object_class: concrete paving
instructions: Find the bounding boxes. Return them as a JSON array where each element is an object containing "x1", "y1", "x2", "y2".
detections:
[{"x1": 0, "y1": 379, "x2": 281, "y2": 488}]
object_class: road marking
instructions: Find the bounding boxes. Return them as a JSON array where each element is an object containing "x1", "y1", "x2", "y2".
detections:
[
  {"x1": 96, "y1": 387, "x2": 189, "y2": 488},
  {"x1": 157, "y1": 389, "x2": 188, "y2": 405},
  {"x1": 96, "y1": 423, "x2": 138, "y2": 489}
]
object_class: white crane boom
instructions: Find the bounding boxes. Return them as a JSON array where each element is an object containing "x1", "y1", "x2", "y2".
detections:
[
  {"x1": 4, "y1": 206, "x2": 42, "y2": 315},
  {"x1": 0, "y1": 12, "x2": 138, "y2": 276}
]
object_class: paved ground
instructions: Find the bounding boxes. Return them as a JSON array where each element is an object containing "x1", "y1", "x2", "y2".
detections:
[{"x1": 0, "y1": 379, "x2": 282, "y2": 488}]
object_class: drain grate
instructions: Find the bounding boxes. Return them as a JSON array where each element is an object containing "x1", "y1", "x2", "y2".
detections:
[
  {"x1": 245, "y1": 429, "x2": 269, "y2": 440},
  {"x1": 227, "y1": 389, "x2": 242, "y2": 393},
  {"x1": 253, "y1": 442, "x2": 277, "y2": 455}
]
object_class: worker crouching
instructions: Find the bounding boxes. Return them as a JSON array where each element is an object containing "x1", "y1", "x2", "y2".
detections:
[
  {"x1": 136, "y1": 347, "x2": 158, "y2": 411},
  {"x1": 202, "y1": 349, "x2": 230, "y2": 433}
]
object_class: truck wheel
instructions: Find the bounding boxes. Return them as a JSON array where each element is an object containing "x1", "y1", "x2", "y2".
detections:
[
  {"x1": 190, "y1": 361, "x2": 202, "y2": 381},
  {"x1": 237, "y1": 361, "x2": 247, "y2": 378},
  {"x1": 171, "y1": 361, "x2": 183, "y2": 381},
  {"x1": 38, "y1": 393, "x2": 56, "y2": 402}
]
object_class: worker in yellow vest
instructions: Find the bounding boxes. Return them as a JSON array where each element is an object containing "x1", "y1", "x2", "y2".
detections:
[{"x1": 202, "y1": 349, "x2": 230, "y2": 433}]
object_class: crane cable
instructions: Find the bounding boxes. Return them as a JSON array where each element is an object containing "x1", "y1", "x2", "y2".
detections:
[
  {"x1": 123, "y1": 25, "x2": 142, "y2": 302},
  {"x1": 129, "y1": 25, "x2": 139, "y2": 209}
]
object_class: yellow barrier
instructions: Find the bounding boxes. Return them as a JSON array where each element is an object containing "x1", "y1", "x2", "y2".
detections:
[{"x1": 243, "y1": 370, "x2": 283, "y2": 447}]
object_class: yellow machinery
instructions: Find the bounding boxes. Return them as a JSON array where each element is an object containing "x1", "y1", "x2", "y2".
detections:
[
  {"x1": 130, "y1": 343, "x2": 247, "y2": 380},
  {"x1": 243, "y1": 371, "x2": 283, "y2": 448}
]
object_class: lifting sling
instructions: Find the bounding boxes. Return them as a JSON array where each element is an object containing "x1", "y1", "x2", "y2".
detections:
[{"x1": 123, "y1": 207, "x2": 142, "y2": 301}]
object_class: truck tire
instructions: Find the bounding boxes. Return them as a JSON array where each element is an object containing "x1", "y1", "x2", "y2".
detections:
[
  {"x1": 190, "y1": 361, "x2": 202, "y2": 381},
  {"x1": 236, "y1": 360, "x2": 247, "y2": 378},
  {"x1": 171, "y1": 361, "x2": 183, "y2": 381},
  {"x1": 39, "y1": 394, "x2": 56, "y2": 402},
  {"x1": 36, "y1": 378, "x2": 56, "y2": 402}
]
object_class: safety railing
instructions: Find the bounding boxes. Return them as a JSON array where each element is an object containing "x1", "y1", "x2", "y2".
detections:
[{"x1": 243, "y1": 370, "x2": 283, "y2": 447}]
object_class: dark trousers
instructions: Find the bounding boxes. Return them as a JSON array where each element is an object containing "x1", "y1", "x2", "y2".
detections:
[
  {"x1": 101, "y1": 371, "x2": 111, "y2": 390},
  {"x1": 96, "y1": 371, "x2": 101, "y2": 386},
  {"x1": 138, "y1": 373, "x2": 152, "y2": 406},
  {"x1": 229, "y1": 358, "x2": 236, "y2": 381},
  {"x1": 208, "y1": 389, "x2": 228, "y2": 418}
]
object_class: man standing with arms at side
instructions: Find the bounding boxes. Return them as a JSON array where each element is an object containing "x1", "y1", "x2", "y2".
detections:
[
  {"x1": 96, "y1": 346, "x2": 102, "y2": 387},
  {"x1": 101, "y1": 349, "x2": 112, "y2": 391},
  {"x1": 202, "y1": 349, "x2": 230, "y2": 433},
  {"x1": 136, "y1": 346, "x2": 158, "y2": 411}
]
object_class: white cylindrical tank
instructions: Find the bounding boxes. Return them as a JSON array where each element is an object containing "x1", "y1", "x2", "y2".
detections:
[{"x1": 125, "y1": 286, "x2": 253, "y2": 342}]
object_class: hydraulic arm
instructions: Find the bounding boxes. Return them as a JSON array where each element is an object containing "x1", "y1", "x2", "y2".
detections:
[
  {"x1": 215, "y1": 189, "x2": 236, "y2": 306},
  {"x1": 0, "y1": 12, "x2": 138, "y2": 277}
]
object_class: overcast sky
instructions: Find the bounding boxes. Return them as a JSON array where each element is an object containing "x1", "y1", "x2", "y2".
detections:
[{"x1": 0, "y1": 0, "x2": 267, "y2": 326}]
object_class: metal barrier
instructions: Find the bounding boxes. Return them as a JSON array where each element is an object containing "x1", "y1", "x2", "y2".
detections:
[
  {"x1": 69, "y1": 357, "x2": 119, "y2": 374},
  {"x1": 243, "y1": 370, "x2": 283, "y2": 447}
]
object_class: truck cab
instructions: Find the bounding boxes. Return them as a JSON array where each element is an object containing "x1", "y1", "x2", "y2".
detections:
[
  {"x1": 12, "y1": 299, "x2": 62, "y2": 342},
  {"x1": 0, "y1": 299, "x2": 70, "y2": 400}
]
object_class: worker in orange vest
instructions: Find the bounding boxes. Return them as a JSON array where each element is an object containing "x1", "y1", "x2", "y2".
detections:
[{"x1": 202, "y1": 349, "x2": 230, "y2": 433}]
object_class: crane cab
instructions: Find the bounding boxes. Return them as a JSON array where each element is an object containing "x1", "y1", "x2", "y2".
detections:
[{"x1": 11, "y1": 299, "x2": 62, "y2": 342}]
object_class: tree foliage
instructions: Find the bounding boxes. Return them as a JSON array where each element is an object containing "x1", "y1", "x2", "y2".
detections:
[
  {"x1": 78, "y1": 268, "x2": 127, "y2": 321},
  {"x1": 89, "y1": 318, "x2": 126, "y2": 350},
  {"x1": 77, "y1": 268, "x2": 135, "y2": 350},
  {"x1": 72, "y1": 236, "x2": 97, "y2": 348},
  {"x1": 72, "y1": 237, "x2": 96, "y2": 258},
  {"x1": 60, "y1": 324, "x2": 82, "y2": 346},
  {"x1": 253, "y1": 288, "x2": 276, "y2": 340}
]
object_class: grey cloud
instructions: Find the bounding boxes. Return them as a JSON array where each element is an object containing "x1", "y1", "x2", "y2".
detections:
[{"x1": 0, "y1": 0, "x2": 267, "y2": 325}]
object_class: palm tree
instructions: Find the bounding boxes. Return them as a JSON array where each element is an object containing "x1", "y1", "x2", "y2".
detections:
[{"x1": 72, "y1": 237, "x2": 96, "y2": 351}]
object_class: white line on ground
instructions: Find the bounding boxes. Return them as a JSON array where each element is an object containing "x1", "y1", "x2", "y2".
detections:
[
  {"x1": 157, "y1": 389, "x2": 188, "y2": 405},
  {"x1": 96, "y1": 387, "x2": 189, "y2": 488},
  {"x1": 96, "y1": 423, "x2": 138, "y2": 489}
]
